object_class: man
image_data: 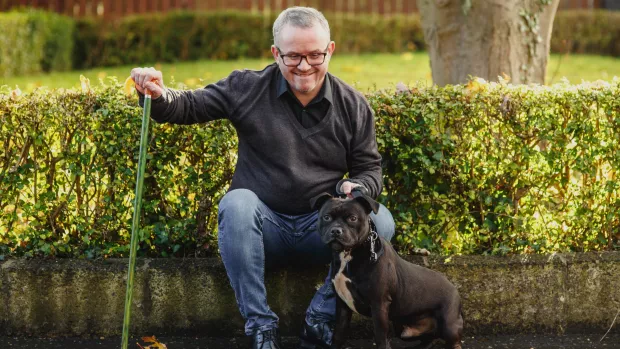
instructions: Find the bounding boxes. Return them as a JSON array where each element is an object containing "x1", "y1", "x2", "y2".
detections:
[{"x1": 131, "y1": 6, "x2": 395, "y2": 349}]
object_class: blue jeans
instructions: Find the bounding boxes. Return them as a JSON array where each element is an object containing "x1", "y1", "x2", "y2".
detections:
[{"x1": 218, "y1": 189, "x2": 395, "y2": 335}]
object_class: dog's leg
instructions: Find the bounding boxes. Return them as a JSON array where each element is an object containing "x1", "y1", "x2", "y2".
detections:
[
  {"x1": 441, "y1": 312, "x2": 463, "y2": 349},
  {"x1": 331, "y1": 296, "x2": 352, "y2": 349},
  {"x1": 370, "y1": 302, "x2": 392, "y2": 349},
  {"x1": 443, "y1": 327, "x2": 463, "y2": 349}
]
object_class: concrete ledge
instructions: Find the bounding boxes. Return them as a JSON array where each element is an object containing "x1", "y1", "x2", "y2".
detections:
[{"x1": 1, "y1": 252, "x2": 619, "y2": 337}]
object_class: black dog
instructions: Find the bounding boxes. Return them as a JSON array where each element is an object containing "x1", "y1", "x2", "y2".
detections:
[{"x1": 310, "y1": 192, "x2": 463, "y2": 349}]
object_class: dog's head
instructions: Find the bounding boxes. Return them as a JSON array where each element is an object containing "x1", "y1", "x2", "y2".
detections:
[{"x1": 310, "y1": 191, "x2": 380, "y2": 252}]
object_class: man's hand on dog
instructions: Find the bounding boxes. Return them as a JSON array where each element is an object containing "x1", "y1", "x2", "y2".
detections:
[
  {"x1": 130, "y1": 67, "x2": 165, "y2": 99},
  {"x1": 339, "y1": 181, "x2": 361, "y2": 198}
]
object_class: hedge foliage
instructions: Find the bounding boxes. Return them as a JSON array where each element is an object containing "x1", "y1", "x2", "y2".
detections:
[
  {"x1": 1, "y1": 78, "x2": 619, "y2": 259},
  {"x1": 72, "y1": 11, "x2": 424, "y2": 70},
  {"x1": 0, "y1": 10, "x2": 74, "y2": 77},
  {"x1": 373, "y1": 79, "x2": 620, "y2": 255},
  {"x1": 1, "y1": 9, "x2": 619, "y2": 77},
  {"x1": 551, "y1": 10, "x2": 620, "y2": 56},
  {"x1": 0, "y1": 80, "x2": 236, "y2": 259},
  {"x1": 72, "y1": 9, "x2": 618, "y2": 70}
]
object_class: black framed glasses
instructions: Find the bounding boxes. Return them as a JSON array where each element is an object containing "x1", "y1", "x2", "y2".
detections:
[{"x1": 277, "y1": 45, "x2": 330, "y2": 67}]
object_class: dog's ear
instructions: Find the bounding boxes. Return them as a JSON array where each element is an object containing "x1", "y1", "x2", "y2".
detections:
[
  {"x1": 310, "y1": 192, "x2": 333, "y2": 211},
  {"x1": 351, "y1": 191, "x2": 380, "y2": 214}
]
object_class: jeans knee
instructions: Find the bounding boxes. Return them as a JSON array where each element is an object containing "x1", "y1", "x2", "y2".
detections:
[
  {"x1": 219, "y1": 189, "x2": 261, "y2": 222},
  {"x1": 218, "y1": 189, "x2": 265, "y2": 263},
  {"x1": 218, "y1": 189, "x2": 263, "y2": 243}
]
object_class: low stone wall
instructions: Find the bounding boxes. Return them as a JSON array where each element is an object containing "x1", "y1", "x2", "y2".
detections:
[{"x1": 1, "y1": 252, "x2": 619, "y2": 337}]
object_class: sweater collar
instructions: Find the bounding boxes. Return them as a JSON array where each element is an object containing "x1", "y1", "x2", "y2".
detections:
[{"x1": 276, "y1": 67, "x2": 333, "y2": 105}]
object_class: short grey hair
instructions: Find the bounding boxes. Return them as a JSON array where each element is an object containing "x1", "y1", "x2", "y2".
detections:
[{"x1": 272, "y1": 7, "x2": 330, "y2": 46}]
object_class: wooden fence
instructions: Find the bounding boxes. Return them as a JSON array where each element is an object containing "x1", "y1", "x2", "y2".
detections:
[{"x1": 0, "y1": 0, "x2": 610, "y2": 19}]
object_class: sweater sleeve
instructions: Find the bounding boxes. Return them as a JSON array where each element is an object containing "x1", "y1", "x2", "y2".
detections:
[
  {"x1": 346, "y1": 98, "x2": 383, "y2": 199},
  {"x1": 138, "y1": 70, "x2": 244, "y2": 125}
]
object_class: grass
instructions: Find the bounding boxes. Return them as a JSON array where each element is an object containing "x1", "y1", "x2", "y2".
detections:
[{"x1": 1, "y1": 52, "x2": 619, "y2": 93}]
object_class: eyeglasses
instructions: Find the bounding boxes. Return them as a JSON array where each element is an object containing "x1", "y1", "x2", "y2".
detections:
[{"x1": 277, "y1": 45, "x2": 330, "y2": 67}]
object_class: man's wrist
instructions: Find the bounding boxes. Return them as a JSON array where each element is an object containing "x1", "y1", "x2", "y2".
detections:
[{"x1": 138, "y1": 90, "x2": 165, "y2": 108}]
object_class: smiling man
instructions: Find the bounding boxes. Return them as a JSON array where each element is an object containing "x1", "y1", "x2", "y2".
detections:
[
  {"x1": 131, "y1": 7, "x2": 395, "y2": 349},
  {"x1": 272, "y1": 18, "x2": 333, "y2": 106}
]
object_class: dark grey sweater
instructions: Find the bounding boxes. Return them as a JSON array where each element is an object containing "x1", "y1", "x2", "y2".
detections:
[{"x1": 143, "y1": 63, "x2": 382, "y2": 214}]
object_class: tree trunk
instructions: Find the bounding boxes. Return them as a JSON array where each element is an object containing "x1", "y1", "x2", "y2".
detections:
[{"x1": 417, "y1": 0, "x2": 560, "y2": 86}]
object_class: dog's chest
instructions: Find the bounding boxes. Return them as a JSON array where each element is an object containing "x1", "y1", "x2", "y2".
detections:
[{"x1": 332, "y1": 251, "x2": 361, "y2": 314}]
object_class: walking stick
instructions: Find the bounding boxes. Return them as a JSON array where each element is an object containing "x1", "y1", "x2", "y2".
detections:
[{"x1": 121, "y1": 81, "x2": 152, "y2": 349}]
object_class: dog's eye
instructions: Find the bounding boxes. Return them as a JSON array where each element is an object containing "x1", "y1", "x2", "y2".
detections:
[
  {"x1": 348, "y1": 215, "x2": 358, "y2": 222},
  {"x1": 323, "y1": 215, "x2": 332, "y2": 221}
]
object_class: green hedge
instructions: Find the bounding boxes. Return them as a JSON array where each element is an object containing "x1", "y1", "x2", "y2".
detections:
[
  {"x1": 373, "y1": 79, "x2": 620, "y2": 255},
  {"x1": 72, "y1": 11, "x2": 424, "y2": 69},
  {"x1": 70, "y1": 9, "x2": 618, "y2": 71},
  {"x1": 551, "y1": 10, "x2": 620, "y2": 56},
  {"x1": 73, "y1": 11, "x2": 274, "y2": 69},
  {"x1": 0, "y1": 9, "x2": 74, "y2": 77},
  {"x1": 0, "y1": 81, "x2": 236, "y2": 259},
  {"x1": 1, "y1": 79, "x2": 619, "y2": 259},
  {"x1": 2, "y1": 9, "x2": 619, "y2": 76}
]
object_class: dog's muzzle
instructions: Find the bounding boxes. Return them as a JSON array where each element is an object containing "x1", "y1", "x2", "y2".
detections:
[{"x1": 330, "y1": 228, "x2": 343, "y2": 238}]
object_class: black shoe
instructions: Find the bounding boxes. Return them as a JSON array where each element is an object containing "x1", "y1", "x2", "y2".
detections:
[
  {"x1": 250, "y1": 328, "x2": 282, "y2": 349},
  {"x1": 299, "y1": 321, "x2": 333, "y2": 349}
]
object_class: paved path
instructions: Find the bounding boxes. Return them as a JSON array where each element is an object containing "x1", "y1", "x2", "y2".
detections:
[{"x1": 1, "y1": 334, "x2": 619, "y2": 349}]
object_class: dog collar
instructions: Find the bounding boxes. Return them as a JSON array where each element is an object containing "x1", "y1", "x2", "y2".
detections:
[{"x1": 367, "y1": 219, "x2": 384, "y2": 263}]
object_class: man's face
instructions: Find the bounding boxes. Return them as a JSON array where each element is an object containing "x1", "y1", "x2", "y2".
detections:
[{"x1": 271, "y1": 23, "x2": 335, "y2": 98}]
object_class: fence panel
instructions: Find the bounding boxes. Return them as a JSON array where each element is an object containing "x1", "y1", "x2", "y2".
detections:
[{"x1": 0, "y1": 0, "x2": 607, "y2": 19}]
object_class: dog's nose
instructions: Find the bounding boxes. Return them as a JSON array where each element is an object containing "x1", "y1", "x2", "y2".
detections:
[{"x1": 331, "y1": 228, "x2": 343, "y2": 238}]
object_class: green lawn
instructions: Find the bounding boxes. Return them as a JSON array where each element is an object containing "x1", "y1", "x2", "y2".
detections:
[{"x1": 1, "y1": 53, "x2": 618, "y2": 93}]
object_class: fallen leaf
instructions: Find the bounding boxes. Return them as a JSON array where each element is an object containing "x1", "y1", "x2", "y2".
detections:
[
  {"x1": 141, "y1": 336, "x2": 157, "y2": 343},
  {"x1": 124, "y1": 76, "x2": 136, "y2": 97},
  {"x1": 139, "y1": 336, "x2": 167, "y2": 348}
]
